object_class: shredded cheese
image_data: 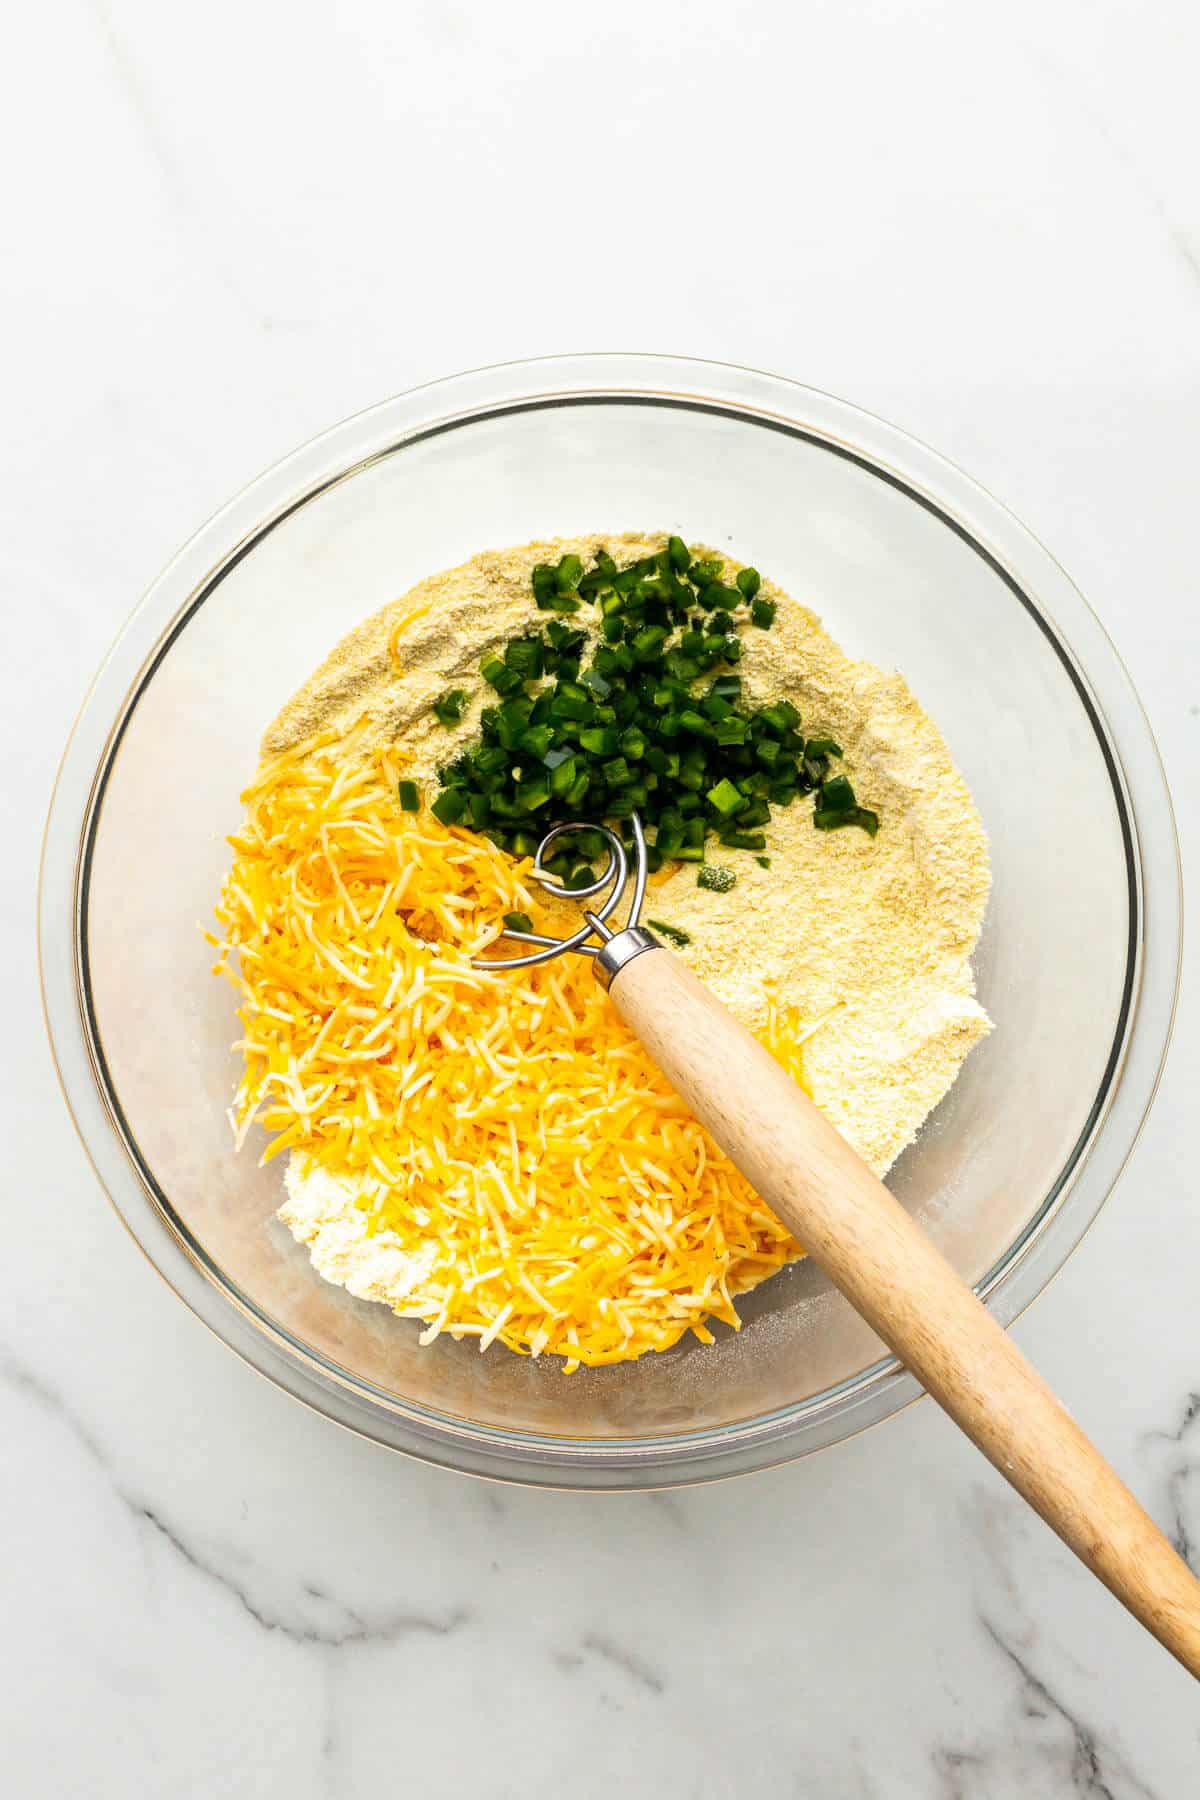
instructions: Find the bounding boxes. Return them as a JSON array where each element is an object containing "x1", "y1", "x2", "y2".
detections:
[
  {"x1": 212, "y1": 726, "x2": 806, "y2": 1370},
  {"x1": 386, "y1": 602, "x2": 433, "y2": 670}
]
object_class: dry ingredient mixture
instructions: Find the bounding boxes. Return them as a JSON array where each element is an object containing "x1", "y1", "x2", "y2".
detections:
[{"x1": 213, "y1": 533, "x2": 991, "y2": 1369}]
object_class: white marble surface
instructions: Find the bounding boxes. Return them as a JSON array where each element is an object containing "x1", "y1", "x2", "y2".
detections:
[{"x1": 4, "y1": 0, "x2": 1199, "y2": 1792}]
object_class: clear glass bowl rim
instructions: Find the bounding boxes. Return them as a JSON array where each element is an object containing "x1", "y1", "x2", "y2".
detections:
[{"x1": 39, "y1": 353, "x2": 1182, "y2": 1489}]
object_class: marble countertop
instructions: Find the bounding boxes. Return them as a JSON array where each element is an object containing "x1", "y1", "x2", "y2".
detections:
[{"x1": 5, "y1": 0, "x2": 1199, "y2": 1792}]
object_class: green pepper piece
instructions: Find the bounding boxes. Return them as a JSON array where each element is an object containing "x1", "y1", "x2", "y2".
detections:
[
  {"x1": 549, "y1": 755, "x2": 578, "y2": 797},
  {"x1": 705, "y1": 777, "x2": 744, "y2": 817},
  {"x1": 480, "y1": 655, "x2": 524, "y2": 696},
  {"x1": 579, "y1": 725, "x2": 620, "y2": 756},
  {"x1": 688, "y1": 558, "x2": 723, "y2": 589},
  {"x1": 814, "y1": 805, "x2": 879, "y2": 836},
  {"x1": 555, "y1": 553, "x2": 583, "y2": 593},
  {"x1": 432, "y1": 689, "x2": 469, "y2": 727},
  {"x1": 647, "y1": 918, "x2": 692, "y2": 948},
  {"x1": 516, "y1": 773, "x2": 551, "y2": 811},
  {"x1": 431, "y1": 788, "x2": 467, "y2": 825},
  {"x1": 517, "y1": 724, "x2": 555, "y2": 759},
  {"x1": 818, "y1": 774, "x2": 857, "y2": 812},
  {"x1": 631, "y1": 624, "x2": 670, "y2": 661},
  {"x1": 551, "y1": 682, "x2": 592, "y2": 721},
  {"x1": 697, "y1": 865, "x2": 737, "y2": 893},
  {"x1": 503, "y1": 638, "x2": 544, "y2": 680}
]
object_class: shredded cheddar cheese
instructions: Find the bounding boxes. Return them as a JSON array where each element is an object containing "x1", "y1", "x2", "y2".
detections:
[
  {"x1": 386, "y1": 602, "x2": 433, "y2": 670},
  {"x1": 212, "y1": 726, "x2": 806, "y2": 1369}
]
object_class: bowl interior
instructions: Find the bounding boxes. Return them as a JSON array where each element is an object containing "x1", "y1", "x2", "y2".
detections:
[{"x1": 82, "y1": 395, "x2": 1133, "y2": 1442}]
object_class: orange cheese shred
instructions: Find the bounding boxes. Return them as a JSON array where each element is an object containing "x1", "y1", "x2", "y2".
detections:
[{"x1": 386, "y1": 602, "x2": 432, "y2": 670}]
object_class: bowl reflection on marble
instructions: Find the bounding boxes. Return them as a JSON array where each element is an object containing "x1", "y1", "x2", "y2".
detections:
[{"x1": 39, "y1": 355, "x2": 1180, "y2": 1488}]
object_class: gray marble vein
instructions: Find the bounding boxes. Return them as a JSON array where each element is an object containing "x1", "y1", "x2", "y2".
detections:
[
  {"x1": 136, "y1": 1503, "x2": 470, "y2": 1647},
  {"x1": 553, "y1": 1632, "x2": 667, "y2": 1695},
  {"x1": 88, "y1": 0, "x2": 193, "y2": 213},
  {"x1": 972, "y1": 1616, "x2": 1158, "y2": 1800},
  {"x1": 933, "y1": 1478, "x2": 1186, "y2": 1799},
  {"x1": 1027, "y1": 47, "x2": 1200, "y2": 292},
  {"x1": 1141, "y1": 1393, "x2": 1200, "y2": 1569},
  {"x1": 2, "y1": 1346, "x2": 469, "y2": 1650}
]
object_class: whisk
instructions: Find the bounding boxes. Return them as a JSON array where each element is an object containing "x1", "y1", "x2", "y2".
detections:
[{"x1": 477, "y1": 814, "x2": 1200, "y2": 1679}]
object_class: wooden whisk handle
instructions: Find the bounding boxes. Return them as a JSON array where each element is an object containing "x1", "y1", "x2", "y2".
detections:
[{"x1": 603, "y1": 941, "x2": 1200, "y2": 1679}]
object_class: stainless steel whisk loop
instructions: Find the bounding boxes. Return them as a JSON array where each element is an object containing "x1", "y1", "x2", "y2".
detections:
[{"x1": 472, "y1": 813, "x2": 652, "y2": 972}]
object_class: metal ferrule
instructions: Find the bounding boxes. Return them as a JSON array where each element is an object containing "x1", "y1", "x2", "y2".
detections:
[{"x1": 593, "y1": 925, "x2": 661, "y2": 992}]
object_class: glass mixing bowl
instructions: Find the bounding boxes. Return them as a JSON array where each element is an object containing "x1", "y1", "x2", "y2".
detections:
[{"x1": 40, "y1": 355, "x2": 1180, "y2": 1487}]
